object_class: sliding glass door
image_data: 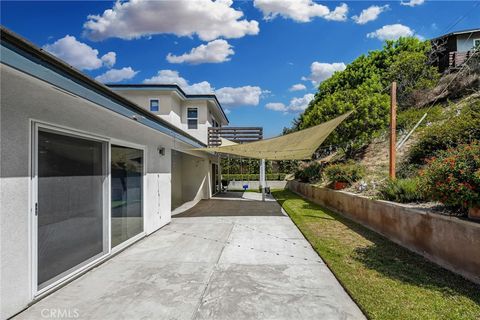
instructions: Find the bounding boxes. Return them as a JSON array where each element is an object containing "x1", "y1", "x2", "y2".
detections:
[
  {"x1": 110, "y1": 145, "x2": 144, "y2": 247},
  {"x1": 35, "y1": 126, "x2": 145, "y2": 291},
  {"x1": 37, "y1": 128, "x2": 106, "y2": 289}
]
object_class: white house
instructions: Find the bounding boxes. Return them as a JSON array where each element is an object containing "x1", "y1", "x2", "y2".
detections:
[
  {"x1": 108, "y1": 84, "x2": 228, "y2": 146},
  {"x1": 108, "y1": 84, "x2": 229, "y2": 210},
  {"x1": 0, "y1": 27, "x2": 229, "y2": 319}
]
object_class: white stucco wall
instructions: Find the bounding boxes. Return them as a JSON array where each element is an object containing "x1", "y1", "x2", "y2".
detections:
[
  {"x1": 0, "y1": 64, "x2": 213, "y2": 319},
  {"x1": 170, "y1": 150, "x2": 212, "y2": 210},
  {"x1": 113, "y1": 89, "x2": 219, "y2": 146},
  {"x1": 171, "y1": 150, "x2": 184, "y2": 209},
  {"x1": 182, "y1": 100, "x2": 209, "y2": 144}
]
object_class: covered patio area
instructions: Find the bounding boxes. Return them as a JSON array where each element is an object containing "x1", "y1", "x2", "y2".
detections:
[{"x1": 14, "y1": 192, "x2": 364, "y2": 320}]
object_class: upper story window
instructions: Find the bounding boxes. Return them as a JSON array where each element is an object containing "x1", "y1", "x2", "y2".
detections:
[
  {"x1": 187, "y1": 108, "x2": 198, "y2": 129},
  {"x1": 150, "y1": 99, "x2": 159, "y2": 112}
]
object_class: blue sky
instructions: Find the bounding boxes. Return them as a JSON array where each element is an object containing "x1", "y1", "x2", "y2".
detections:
[{"x1": 1, "y1": 1, "x2": 478, "y2": 137}]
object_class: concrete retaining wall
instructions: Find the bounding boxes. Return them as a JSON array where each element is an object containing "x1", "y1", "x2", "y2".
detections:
[{"x1": 287, "y1": 181, "x2": 480, "y2": 284}]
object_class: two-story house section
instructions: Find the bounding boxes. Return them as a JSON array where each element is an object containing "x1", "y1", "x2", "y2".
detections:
[
  {"x1": 107, "y1": 84, "x2": 229, "y2": 211},
  {"x1": 107, "y1": 84, "x2": 229, "y2": 145}
]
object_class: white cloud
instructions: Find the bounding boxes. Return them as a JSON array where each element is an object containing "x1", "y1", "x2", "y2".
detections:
[
  {"x1": 95, "y1": 67, "x2": 138, "y2": 83},
  {"x1": 266, "y1": 102, "x2": 287, "y2": 112},
  {"x1": 143, "y1": 70, "x2": 263, "y2": 106},
  {"x1": 289, "y1": 83, "x2": 307, "y2": 91},
  {"x1": 187, "y1": 81, "x2": 215, "y2": 94},
  {"x1": 352, "y1": 5, "x2": 389, "y2": 25},
  {"x1": 166, "y1": 40, "x2": 234, "y2": 64},
  {"x1": 143, "y1": 69, "x2": 189, "y2": 87},
  {"x1": 302, "y1": 61, "x2": 346, "y2": 85},
  {"x1": 289, "y1": 93, "x2": 315, "y2": 111},
  {"x1": 101, "y1": 51, "x2": 116, "y2": 68},
  {"x1": 401, "y1": 0, "x2": 425, "y2": 7},
  {"x1": 43, "y1": 35, "x2": 115, "y2": 70},
  {"x1": 253, "y1": 0, "x2": 348, "y2": 22},
  {"x1": 143, "y1": 69, "x2": 213, "y2": 93},
  {"x1": 216, "y1": 86, "x2": 264, "y2": 107},
  {"x1": 83, "y1": 0, "x2": 259, "y2": 41},
  {"x1": 367, "y1": 24, "x2": 415, "y2": 41},
  {"x1": 324, "y1": 3, "x2": 348, "y2": 21},
  {"x1": 266, "y1": 93, "x2": 314, "y2": 113}
]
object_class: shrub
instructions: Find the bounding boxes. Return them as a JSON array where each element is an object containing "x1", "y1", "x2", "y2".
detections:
[
  {"x1": 324, "y1": 161, "x2": 365, "y2": 184},
  {"x1": 295, "y1": 162, "x2": 322, "y2": 183},
  {"x1": 420, "y1": 141, "x2": 480, "y2": 211},
  {"x1": 408, "y1": 100, "x2": 480, "y2": 164},
  {"x1": 396, "y1": 162, "x2": 422, "y2": 179},
  {"x1": 378, "y1": 178, "x2": 424, "y2": 203},
  {"x1": 396, "y1": 105, "x2": 443, "y2": 131},
  {"x1": 222, "y1": 173, "x2": 286, "y2": 181}
]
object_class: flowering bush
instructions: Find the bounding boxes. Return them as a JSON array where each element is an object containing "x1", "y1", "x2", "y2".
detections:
[
  {"x1": 324, "y1": 161, "x2": 365, "y2": 184},
  {"x1": 420, "y1": 141, "x2": 480, "y2": 211}
]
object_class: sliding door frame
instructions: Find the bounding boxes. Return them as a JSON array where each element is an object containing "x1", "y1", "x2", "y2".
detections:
[{"x1": 30, "y1": 121, "x2": 110, "y2": 298}]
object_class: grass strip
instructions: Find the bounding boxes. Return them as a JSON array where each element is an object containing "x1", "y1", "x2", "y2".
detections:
[{"x1": 272, "y1": 189, "x2": 480, "y2": 320}]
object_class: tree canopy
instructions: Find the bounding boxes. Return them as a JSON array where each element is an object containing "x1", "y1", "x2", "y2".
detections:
[{"x1": 292, "y1": 37, "x2": 440, "y2": 154}]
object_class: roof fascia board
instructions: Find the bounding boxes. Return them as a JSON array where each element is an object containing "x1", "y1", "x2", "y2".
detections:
[{"x1": 431, "y1": 28, "x2": 480, "y2": 41}]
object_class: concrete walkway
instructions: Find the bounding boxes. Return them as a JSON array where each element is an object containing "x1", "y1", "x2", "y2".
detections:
[{"x1": 15, "y1": 192, "x2": 365, "y2": 320}]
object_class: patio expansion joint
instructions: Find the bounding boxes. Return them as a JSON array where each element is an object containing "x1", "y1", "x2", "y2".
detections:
[{"x1": 190, "y1": 222, "x2": 235, "y2": 320}]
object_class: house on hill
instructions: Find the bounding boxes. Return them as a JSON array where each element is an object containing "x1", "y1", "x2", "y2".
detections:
[{"x1": 430, "y1": 28, "x2": 480, "y2": 72}]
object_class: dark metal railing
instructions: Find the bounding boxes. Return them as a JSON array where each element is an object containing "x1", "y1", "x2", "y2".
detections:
[{"x1": 208, "y1": 127, "x2": 263, "y2": 147}]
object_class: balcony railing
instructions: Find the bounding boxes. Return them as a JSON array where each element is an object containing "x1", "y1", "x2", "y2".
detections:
[
  {"x1": 448, "y1": 50, "x2": 475, "y2": 68},
  {"x1": 208, "y1": 127, "x2": 263, "y2": 147}
]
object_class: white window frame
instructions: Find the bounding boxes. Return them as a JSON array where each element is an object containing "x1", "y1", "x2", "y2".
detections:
[
  {"x1": 149, "y1": 98, "x2": 160, "y2": 112},
  {"x1": 187, "y1": 107, "x2": 198, "y2": 130}
]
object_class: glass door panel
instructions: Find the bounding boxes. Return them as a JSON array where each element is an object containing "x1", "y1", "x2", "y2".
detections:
[
  {"x1": 37, "y1": 129, "x2": 105, "y2": 288},
  {"x1": 111, "y1": 145, "x2": 144, "y2": 247}
]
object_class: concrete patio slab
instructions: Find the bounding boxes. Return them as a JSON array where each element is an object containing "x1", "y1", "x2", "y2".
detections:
[
  {"x1": 196, "y1": 264, "x2": 361, "y2": 320},
  {"x1": 219, "y1": 224, "x2": 322, "y2": 265},
  {"x1": 14, "y1": 192, "x2": 365, "y2": 320}
]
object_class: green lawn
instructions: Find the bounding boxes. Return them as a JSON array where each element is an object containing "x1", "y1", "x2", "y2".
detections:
[{"x1": 272, "y1": 189, "x2": 480, "y2": 320}]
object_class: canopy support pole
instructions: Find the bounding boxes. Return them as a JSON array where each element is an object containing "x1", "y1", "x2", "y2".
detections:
[
  {"x1": 217, "y1": 155, "x2": 222, "y2": 194},
  {"x1": 260, "y1": 159, "x2": 266, "y2": 202}
]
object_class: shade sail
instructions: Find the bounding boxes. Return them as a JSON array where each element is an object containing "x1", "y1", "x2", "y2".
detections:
[
  {"x1": 219, "y1": 138, "x2": 238, "y2": 147},
  {"x1": 193, "y1": 111, "x2": 352, "y2": 160}
]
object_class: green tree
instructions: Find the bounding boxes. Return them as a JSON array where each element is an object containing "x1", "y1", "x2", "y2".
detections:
[
  {"x1": 294, "y1": 37, "x2": 440, "y2": 156},
  {"x1": 387, "y1": 51, "x2": 440, "y2": 109}
]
